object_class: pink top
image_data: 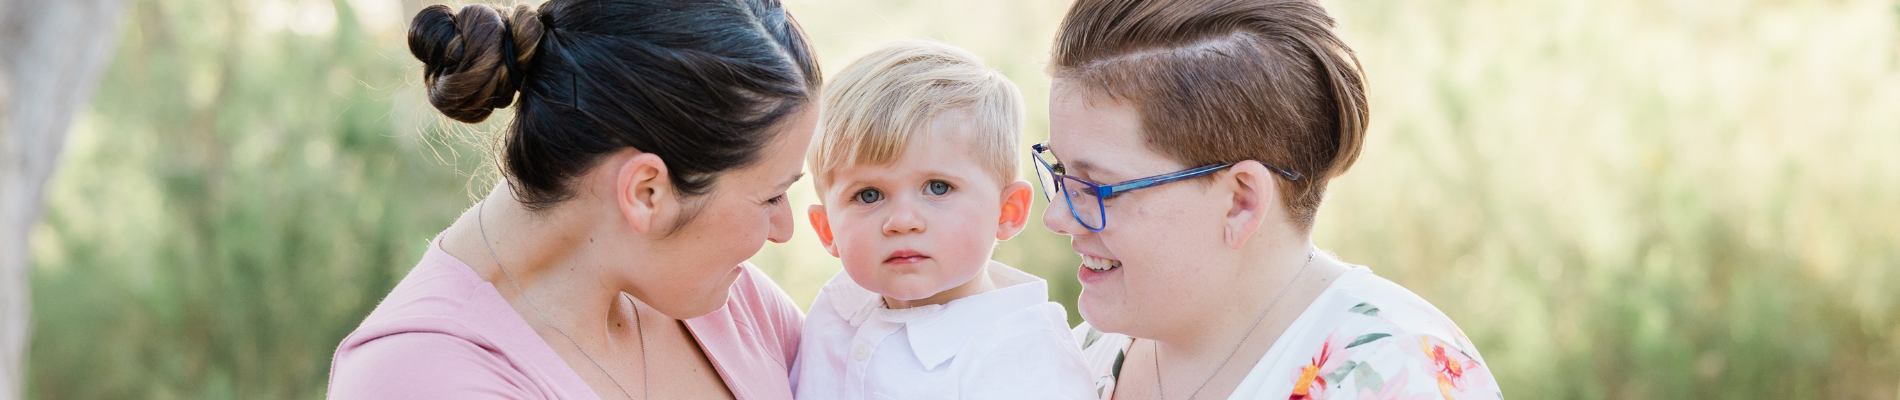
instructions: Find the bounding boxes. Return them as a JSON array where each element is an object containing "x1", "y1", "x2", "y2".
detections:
[{"x1": 328, "y1": 237, "x2": 804, "y2": 399}]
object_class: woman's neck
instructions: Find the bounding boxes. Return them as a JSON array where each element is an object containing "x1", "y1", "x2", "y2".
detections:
[
  {"x1": 1148, "y1": 240, "x2": 1337, "y2": 365},
  {"x1": 444, "y1": 187, "x2": 640, "y2": 342}
]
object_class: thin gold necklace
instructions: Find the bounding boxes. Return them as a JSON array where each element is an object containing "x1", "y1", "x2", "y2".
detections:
[
  {"x1": 1153, "y1": 250, "x2": 1314, "y2": 400},
  {"x1": 480, "y1": 200, "x2": 648, "y2": 400}
]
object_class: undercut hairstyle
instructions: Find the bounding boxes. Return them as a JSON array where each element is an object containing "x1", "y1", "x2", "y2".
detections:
[
  {"x1": 1050, "y1": 0, "x2": 1368, "y2": 231},
  {"x1": 407, "y1": 0, "x2": 822, "y2": 211},
  {"x1": 809, "y1": 40, "x2": 1025, "y2": 195}
]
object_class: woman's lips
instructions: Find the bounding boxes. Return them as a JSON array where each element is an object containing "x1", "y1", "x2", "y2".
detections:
[
  {"x1": 1077, "y1": 253, "x2": 1121, "y2": 285},
  {"x1": 885, "y1": 250, "x2": 929, "y2": 264}
]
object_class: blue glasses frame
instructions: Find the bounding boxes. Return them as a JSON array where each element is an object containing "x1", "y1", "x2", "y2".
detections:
[{"x1": 1031, "y1": 142, "x2": 1301, "y2": 232}]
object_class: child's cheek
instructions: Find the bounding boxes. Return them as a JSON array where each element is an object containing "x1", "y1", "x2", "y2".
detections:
[
  {"x1": 834, "y1": 220, "x2": 883, "y2": 289},
  {"x1": 941, "y1": 204, "x2": 996, "y2": 268}
]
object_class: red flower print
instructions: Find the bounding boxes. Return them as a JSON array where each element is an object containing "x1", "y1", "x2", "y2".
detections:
[
  {"x1": 1289, "y1": 337, "x2": 1336, "y2": 400},
  {"x1": 1420, "y1": 337, "x2": 1465, "y2": 399}
]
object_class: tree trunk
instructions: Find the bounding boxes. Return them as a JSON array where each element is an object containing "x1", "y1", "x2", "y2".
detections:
[{"x1": 0, "y1": 0, "x2": 128, "y2": 398}]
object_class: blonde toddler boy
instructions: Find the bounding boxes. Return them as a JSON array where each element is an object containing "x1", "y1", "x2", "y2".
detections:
[{"x1": 788, "y1": 40, "x2": 1093, "y2": 399}]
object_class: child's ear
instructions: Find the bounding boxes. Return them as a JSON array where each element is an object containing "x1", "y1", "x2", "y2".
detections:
[
  {"x1": 996, "y1": 181, "x2": 1034, "y2": 241},
  {"x1": 807, "y1": 204, "x2": 840, "y2": 258}
]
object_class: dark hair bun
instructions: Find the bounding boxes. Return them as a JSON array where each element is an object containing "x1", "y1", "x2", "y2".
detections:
[
  {"x1": 403, "y1": 0, "x2": 821, "y2": 211},
  {"x1": 407, "y1": 3, "x2": 544, "y2": 123}
]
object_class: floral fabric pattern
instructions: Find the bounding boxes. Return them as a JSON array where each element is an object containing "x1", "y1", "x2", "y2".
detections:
[{"x1": 1073, "y1": 263, "x2": 1503, "y2": 400}]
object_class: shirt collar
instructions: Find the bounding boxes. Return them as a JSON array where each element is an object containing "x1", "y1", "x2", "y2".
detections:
[{"x1": 827, "y1": 261, "x2": 1050, "y2": 370}]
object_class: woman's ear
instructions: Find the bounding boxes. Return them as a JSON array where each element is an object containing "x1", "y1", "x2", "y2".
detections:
[
  {"x1": 808, "y1": 204, "x2": 840, "y2": 257},
  {"x1": 614, "y1": 151, "x2": 673, "y2": 235},
  {"x1": 997, "y1": 180, "x2": 1034, "y2": 241},
  {"x1": 1221, "y1": 161, "x2": 1279, "y2": 249}
]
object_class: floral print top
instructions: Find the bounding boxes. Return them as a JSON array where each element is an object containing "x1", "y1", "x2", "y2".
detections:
[{"x1": 1072, "y1": 263, "x2": 1502, "y2": 400}]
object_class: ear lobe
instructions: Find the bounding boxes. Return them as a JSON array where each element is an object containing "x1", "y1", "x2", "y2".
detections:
[
  {"x1": 616, "y1": 152, "x2": 671, "y2": 235},
  {"x1": 997, "y1": 181, "x2": 1034, "y2": 240},
  {"x1": 808, "y1": 204, "x2": 840, "y2": 258},
  {"x1": 1222, "y1": 161, "x2": 1277, "y2": 249}
]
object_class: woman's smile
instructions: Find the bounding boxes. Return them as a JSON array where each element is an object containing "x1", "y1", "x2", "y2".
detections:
[{"x1": 1077, "y1": 252, "x2": 1121, "y2": 285}]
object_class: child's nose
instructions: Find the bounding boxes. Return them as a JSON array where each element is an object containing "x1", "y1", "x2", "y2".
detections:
[{"x1": 882, "y1": 200, "x2": 926, "y2": 235}]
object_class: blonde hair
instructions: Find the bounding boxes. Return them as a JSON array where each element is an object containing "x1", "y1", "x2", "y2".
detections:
[{"x1": 809, "y1": 40, "x2": 1025, "y2": 195}]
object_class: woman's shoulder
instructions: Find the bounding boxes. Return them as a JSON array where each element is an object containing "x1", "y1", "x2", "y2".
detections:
[
  {"x1": 330, "y1": 245, "x2": 590, "y2": 399},
  {"x1": 1244, "y1": 266, "x2": 1501, "y2": 399},
  {"x1": 329, "y1": 331, "x2": 541, "y2": 399},
  {"x1": 342, "y1": 240, "x2": 519, "y2": 344},
  {"x1": 1320, "y1": 267, "x2": 1485, "y2": 361}
]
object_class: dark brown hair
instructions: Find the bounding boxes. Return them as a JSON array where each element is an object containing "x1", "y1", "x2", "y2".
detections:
[
  {"x1": 408, "y1": 0, "x2": 821, "y2": 210},
  {"x1": 1050, "y1": 0, "x2": 1367, "y2": 231}
]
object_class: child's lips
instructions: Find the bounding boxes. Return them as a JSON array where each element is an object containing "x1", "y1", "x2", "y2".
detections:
[{"x1": 885, "y1": 250, "x2": 930, "y2": 264}]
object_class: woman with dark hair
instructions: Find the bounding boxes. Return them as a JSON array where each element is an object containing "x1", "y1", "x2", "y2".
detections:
[
  {"x1": 328, "y1": 1, "x2": 821, "y2": 399},
  {"x1": 1037, "y1": 0, "x2": 1503, "y2": 399}
]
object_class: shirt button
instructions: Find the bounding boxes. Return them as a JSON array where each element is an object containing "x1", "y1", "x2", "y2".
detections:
[{"x1": 853, "y1": 343, "x2": 870, "y2": 361}]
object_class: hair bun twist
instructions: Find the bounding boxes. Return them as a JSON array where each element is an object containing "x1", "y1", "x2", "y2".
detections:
[{"x1": 407, "y1": 3, "x2": 545, "y2": 123}]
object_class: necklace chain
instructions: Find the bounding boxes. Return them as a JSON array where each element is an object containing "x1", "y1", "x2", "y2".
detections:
[
  {"x1": 480, "y1": 200, "x2": 648, "y2": 400},
  {"x1": 1154, "y1": 250, "x2": 1315, "y2": 400}
]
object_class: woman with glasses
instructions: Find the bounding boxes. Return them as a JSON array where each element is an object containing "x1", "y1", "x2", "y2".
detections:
[{"x1": 1038, "y1": 0, "x2": 1503, "y2": 399}]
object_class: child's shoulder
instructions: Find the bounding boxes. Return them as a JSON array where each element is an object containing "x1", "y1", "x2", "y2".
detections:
[{"x1": 946, "y1": 263, "x2": 1074, "y2": 352}]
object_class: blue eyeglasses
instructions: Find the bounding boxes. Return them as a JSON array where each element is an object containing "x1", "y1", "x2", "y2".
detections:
[{"x1": 1031, "y1": 142, "x2": 1301, "y2": 232}]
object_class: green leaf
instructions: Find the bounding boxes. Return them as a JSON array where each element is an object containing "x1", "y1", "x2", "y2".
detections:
[
  {"x1": 1084, "y1": 328, "x2": 1104, "y2": 348},
  {"x1": 1347, "y1": 333, "x2": 1393, "y2": 349},
  {"x1": 1349, "y1": 302, "x2": 1381, "y2": 316},
  {"x1": 1352, "y1": 362, "x2": 1385, "y2": 393},
  {"x1": 1322, "y1": 360, "x2": 1359, "y2": 383}
]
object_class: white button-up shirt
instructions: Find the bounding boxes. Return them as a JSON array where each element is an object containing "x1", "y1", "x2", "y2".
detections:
[{"x1": 790, "y1": 261, "x2": 1093, "y2": 400}]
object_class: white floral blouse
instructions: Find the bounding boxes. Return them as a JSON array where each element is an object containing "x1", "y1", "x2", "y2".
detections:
[{"x1": 1072, "y1": 261, "x2": 1503, "y2": 400}]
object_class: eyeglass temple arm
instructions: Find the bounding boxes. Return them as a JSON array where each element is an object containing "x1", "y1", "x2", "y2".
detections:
[{"x1": 1033, "y1": 143, "x2": 1299, "y2": 193}]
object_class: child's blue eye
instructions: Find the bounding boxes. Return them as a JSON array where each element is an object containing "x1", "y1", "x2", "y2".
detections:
[
  {"x1": 926, "y1": 180, "x2": 952, "y2": 196},
  {"x1": 855, "y1": 188, "x2": 883, "y2": 204}
]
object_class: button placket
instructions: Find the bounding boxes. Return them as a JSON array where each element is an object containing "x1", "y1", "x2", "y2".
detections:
[{"x1": 843, "y1": 315, "x2": 901, "y2": 399}]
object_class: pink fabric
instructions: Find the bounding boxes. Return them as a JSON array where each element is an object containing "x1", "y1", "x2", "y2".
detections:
[
  {"x1": 328, "y1": 237, "x2": 804, "y2": 399},
  {"x1": 684, "y1": 261, "x2": 804, "y2": 400}
]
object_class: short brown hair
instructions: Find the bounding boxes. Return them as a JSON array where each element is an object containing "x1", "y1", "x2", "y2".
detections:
[
  {"x1": 810, "y1": 40, "x2": 1024, "y2": 195},
  {"x1": 1050, "y1": 0, "x2": 1368, "y2": 231}
]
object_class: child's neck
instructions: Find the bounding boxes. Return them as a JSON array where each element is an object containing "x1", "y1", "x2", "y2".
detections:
[{"x1": 882, "y1": 264, "x2": 998, "y2": 309}]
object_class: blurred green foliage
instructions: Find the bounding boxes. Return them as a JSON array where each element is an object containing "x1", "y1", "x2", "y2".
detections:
[
  {"x1": 24, "y1": 0, "x2": 1900, "y2": 399},
  {"x1": 26, "y1": 0, "x2": 484, "y2": 397}
]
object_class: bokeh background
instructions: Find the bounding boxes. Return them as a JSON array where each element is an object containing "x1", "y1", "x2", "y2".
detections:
[{"x1": 22, "y1": 0, "x2": 1900, "y2": 398}]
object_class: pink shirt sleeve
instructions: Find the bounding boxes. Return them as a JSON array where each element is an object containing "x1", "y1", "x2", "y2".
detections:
[
  {"x1": 330, "y1": 332, "x2": 540, "y2": 400},
  {"x1": 685, "y1": 262, "x2": 806, "y2": 400},
  {"x1": 328, "y1": 241, "x2": 597, "y2": 400}
]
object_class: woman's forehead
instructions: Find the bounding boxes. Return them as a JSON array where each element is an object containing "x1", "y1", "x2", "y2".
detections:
[{"x1": 1046, "y1": 112, "x2": 1169, "y2": 180}]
